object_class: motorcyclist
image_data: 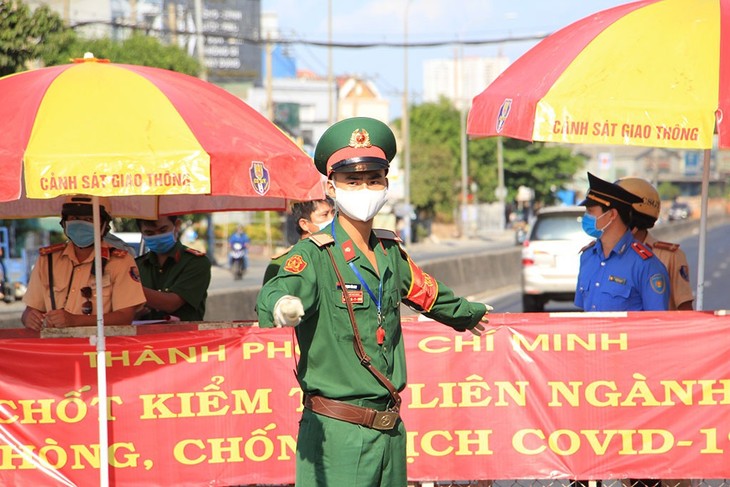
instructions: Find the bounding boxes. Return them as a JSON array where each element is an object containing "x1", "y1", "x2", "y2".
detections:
[{"x1": 228, "y1": 225, "x2": 250, "y2": 275}]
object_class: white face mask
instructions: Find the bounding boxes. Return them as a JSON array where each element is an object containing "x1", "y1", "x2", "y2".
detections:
[
  {"x1": 332, "y1": 185, "x2": 389, "y2": 222},
  {"x1": 315, "y1": 218, "x2": 333, "y2": 231}
]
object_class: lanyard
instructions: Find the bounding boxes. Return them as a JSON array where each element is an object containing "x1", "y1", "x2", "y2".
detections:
[{"x1": 331, "y1": 225, "x2": 386, "y2": 341}]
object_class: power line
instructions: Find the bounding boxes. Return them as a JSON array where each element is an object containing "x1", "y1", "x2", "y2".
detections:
[{"x1": 71, "y1": 20, "x2": 548, "y2": 49}]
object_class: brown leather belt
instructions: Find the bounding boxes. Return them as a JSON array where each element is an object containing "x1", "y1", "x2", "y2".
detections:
[{"x1": 304, "y1": 395, "x2": 399, "y2": 431}]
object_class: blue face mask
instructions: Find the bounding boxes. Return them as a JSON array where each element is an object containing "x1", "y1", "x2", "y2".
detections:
[
  {"x1": 65, "y1": 220, "x2": 96, "y2": 248},
  {"x1": 143, "y1": 231, "x2": 177, "y2": 254},
  {"x1": 581, "y1": 211, "x2": 610, "y2": 238}
]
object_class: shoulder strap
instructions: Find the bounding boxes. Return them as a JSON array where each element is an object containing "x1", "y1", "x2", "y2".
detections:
[
  {"x1": 324, "y1": 245, "x2": 402, "y2": 411},
  {"x1": 47, "y1": 253, "x2": 56, "y2": 310},
  {"x1": 373, "y1": 228, "x2": 401, "y2": 242},
  {"x1": 309, "y1": 233, "x2": 335, "y2": 247}
]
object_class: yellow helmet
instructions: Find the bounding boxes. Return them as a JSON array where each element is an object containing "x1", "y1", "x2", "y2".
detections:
[{"x1": 615, "y1": 177, "x2": 660, "y2": 221}]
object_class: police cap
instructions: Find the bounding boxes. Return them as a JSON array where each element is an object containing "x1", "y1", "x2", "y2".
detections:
[
  {"x1": 61, "y1": 195, "x2": 113, "y2": 221},
  {"x1": 580, "y1": 172, "x2": 642, "y2": 214},
  {"x1": 314, "y1": 117, "x2": 396, "y2": 176}
]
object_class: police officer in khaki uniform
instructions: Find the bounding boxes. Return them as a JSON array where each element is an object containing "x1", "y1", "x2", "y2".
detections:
[
  {"x1": 257, "y1": 117, "x2": 491, "y2": 487},
  {"x1": 616, "y1": 177, "x2": 693, "y2": 310},
  {"x1": 22, "y1": 195, "x2": 146, "y2": 330}
]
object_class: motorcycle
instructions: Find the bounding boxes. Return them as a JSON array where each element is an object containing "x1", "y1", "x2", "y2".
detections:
[{"x1": 229, "y1": 242, "x2": 248, "y2": 280}]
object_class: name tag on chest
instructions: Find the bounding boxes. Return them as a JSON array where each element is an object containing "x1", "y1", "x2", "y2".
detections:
[{"x1": 337, "y1": 283, "x2": 364, "y2": 304}]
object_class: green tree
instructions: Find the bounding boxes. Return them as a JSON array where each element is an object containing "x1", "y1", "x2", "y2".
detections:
[
  {"x1": 0, "y1": 1, "x2": 70, "y2": 76},
  {"x1": 398, "y1": 98, "x2": 585, "y2": 221},
  {"x1": 42, "y1": 33, "x2": 200, "y2": 75}
]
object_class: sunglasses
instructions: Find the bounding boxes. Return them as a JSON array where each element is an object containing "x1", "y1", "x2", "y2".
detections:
[{"x1": 81, "y1": 287, "x2": 93, "y2": 315}]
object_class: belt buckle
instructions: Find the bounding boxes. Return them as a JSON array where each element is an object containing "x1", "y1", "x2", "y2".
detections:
[{"x1": 371, "y1": 410, "x2": 399, "y2": 430}]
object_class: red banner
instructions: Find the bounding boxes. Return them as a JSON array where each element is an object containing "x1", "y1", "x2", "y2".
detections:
[{"x1": 0, "y1": 311, "x2": 729, "y2": 485}]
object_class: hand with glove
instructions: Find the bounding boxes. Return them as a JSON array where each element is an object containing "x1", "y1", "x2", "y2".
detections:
[{"x1": 274, "y1": 295, "x2": 305, "y2": 327}]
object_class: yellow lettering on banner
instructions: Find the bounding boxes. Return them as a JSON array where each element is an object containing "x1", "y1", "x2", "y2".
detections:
[
  {"x1": 140, "y1": 378, "x2": 272, "y2": 419},
  {"x1": 511, "y1": 332, "x2": 627, "y2": 352},
  {"x1": 418, "y1": 333, "x2": 495, "y2": 354},
  {"x1": 408, "y1": 377, "x2": 528, "y2": 409},
  {"x1": 86, "y1": 346, "x2": 227, "y2": 368},
  {"x1": 407, "y1": 429, "x2": 493, "y2": 461},
  {"x1": 172, "y1": 425, "x2": 296, "y2": 465},
  {"x1": 513, "y1": 429, "x2": 681, "y2": 456},
  {"x1": 548, "y1": 376, "x2": 730, "y2": 407},
  {"x1": 0, "y1": 440, "x2": 146, "y2": 470}
]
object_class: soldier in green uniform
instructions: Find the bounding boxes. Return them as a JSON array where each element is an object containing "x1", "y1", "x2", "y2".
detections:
[
  {"x1": 135, "y1": 216, "x2": 211, "y2": 322},
  {"x1": 257, "y1": 117, "x2": 492, "y2": 487},
  {"x1": 262, "y1": 197, "x2": 334, "y2": 285}
]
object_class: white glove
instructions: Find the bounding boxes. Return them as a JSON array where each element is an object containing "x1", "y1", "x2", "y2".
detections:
[{"x1": 274, "y1": 295, "x2": 304, "y2": 327}]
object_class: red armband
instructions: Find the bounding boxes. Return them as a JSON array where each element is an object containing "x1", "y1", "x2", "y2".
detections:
[{"x1": 405, "y1": 258, "x2": 438, "y2": 312}]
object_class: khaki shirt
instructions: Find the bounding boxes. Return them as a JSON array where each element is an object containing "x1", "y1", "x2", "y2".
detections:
[
  {"x1": 23, "y1": 243, "x2": 146, "y2": 315},
  {"x1": 644, "y1": 232, "x2": 694, "y2": 310}
]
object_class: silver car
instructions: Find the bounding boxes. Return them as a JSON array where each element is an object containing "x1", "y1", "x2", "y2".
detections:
[{"x1": 521, "y1": 206, "x2": 592, "y2": 312}]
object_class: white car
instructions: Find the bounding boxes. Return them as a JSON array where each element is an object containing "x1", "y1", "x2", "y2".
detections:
[{"x1": 521, "y1": 206, "x2": 592, "y2": 312}]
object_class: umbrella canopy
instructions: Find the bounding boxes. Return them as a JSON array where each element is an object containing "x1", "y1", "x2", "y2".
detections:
[
  {"x1": 0, "y1": 55, "x2": 324, "y2": 213},
  {"x1": 0, "y1": 55, "x2": 324, "y2": 486},
  {"x1": 467, "y1": 0, "x2": 729, "y2": 148},
  {"x1": 467, "y1": 0, "x2": 729, "y2": 310}
]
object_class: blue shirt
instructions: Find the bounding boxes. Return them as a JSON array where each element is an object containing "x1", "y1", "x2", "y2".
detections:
[
  {"x1": 575, "y1": 230, "x2": 669, "y2": 311},
  {"x1": 229, "y1": 232, "x2": 250, "y2": 246}
]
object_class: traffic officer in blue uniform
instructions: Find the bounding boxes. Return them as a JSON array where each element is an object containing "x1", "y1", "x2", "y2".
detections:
[
  {"x1": 257, "y1": 117, "x2": 491, "y2": 487},
  {"x1": 575, "y1": 172, "x2": 669, "y2": 312}
]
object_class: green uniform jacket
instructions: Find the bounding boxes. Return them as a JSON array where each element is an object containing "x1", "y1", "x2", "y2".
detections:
[
  {"x1": 257, "y1": 220, "x2": 486, "y2": 402},
  {"x1": 136, "y1": 241, "x2": 212, "y2": 322}
]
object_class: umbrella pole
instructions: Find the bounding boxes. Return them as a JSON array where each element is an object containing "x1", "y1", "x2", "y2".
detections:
[
  {"x1": 92, "y1": 197, "x2": 110, "y2": 486},
  {"x1": 696, "y1": 149, "x2": 711, "y2": 311}
]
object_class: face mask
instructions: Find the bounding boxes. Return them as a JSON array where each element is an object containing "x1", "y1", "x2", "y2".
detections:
[
  {"x1": 315, "y1": 218, "x2": 333, "y2": 231},
  {"x1": 143, "y1": 231, "x2": 177, "y2": 254},
  {"x1": 65, "y1": 220, "x2": 96, "y2": 248},
  {"x1": 332, "y1": 185, "x2": 388, "y2": 222},
  {"x1": 581, "y1": 211, "x2": 611, "y2": 238}
]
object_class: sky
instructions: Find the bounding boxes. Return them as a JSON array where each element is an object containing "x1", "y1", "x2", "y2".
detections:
[{"x1": 261, "y1": 0, "x2": 630, "y2": 120}]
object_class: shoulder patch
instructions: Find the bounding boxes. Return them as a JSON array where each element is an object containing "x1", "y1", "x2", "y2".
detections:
[
  {"x1": 185, "y1": 247, "x2": 206, "y2": 256},
  {"x1": 283, "y1": 254, "x2": 307, "y2": 274},
  {"x1": 308, "y1": 233, "x2": 335, "y2": 248},
  {"x1": 272, "y1": 245, "x2": 294, "y2": 260},
  {"x1": 111, "y1": 248, "x2": 128, "y2": 257},
  {"x1": 650, "y1": 273, "x2": 667, "y2": 294},
  {"x1": 129, "y1": 266, "x2": 141, "y2": 282},
  {"x1": 652, "y1": 241, "x2": 679, "y2": 252},
  {"x1": 631, "y1": 241, "x2": 654, "y2": 260},
  {"x1": 579, "y1": 240, "x2": 597, "y2": 253},
  {"x1": 39, "y1": 243, "x2": 66, "y2": 256},
  {"x1": 373, "y1": 228, "x2": 401, "y2": 242}
]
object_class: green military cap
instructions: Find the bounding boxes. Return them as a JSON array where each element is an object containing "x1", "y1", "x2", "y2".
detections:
[{"x1": 313, "y1": 117, "x2": 397, "y2": 176}]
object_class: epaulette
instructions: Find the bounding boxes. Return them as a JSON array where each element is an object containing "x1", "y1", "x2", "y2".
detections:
[
  {"x1": 185, "y1": 247, "x2": 206, "y2": 256},
  {"x1": 111, "y1": 248, "x2": 128, "y2": 258},
  {"x1": 652, "y1": 241, "x2": 679, "y2": 252},
  {"x1": 579, "y1": 241, "x2": 597, "y2": 253},
  {"x1": 272, "y1": 245, "x2": 293, "y2": 259},
  {"x1": 373, "y1": 228, "x2": 402, "y2": 242},
  {"x1": 39, "y1": 243, "x2": 66, "y2": 256},
  {"x1": 308, "y1": 233, "x2": 335, "y2": 248},
  {"x1": 631, "y1": 241, "x2": 654, "y2": 260}
]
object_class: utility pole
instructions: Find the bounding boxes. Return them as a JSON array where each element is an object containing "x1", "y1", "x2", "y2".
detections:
[
  {"x1": 327, "y1": 0, "x2": 335, "y2": 124},
  {"x1": 402, "y1": 0, "x2": 412, "y2": 245},
  {"x1": 194, "y1": 0, "x2": 207, "y2": 81}
]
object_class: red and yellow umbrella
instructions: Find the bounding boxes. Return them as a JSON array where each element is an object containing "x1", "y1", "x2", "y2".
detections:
[
  {"x1": 467, "y1": 0, "x2": 730, "y2": 309},
  {"x1": 467, "y1": 0, "x2": 730, "y2": 148},
  {"x1": 0, "y1": 54, "x2": 324, "y2": 214}
]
